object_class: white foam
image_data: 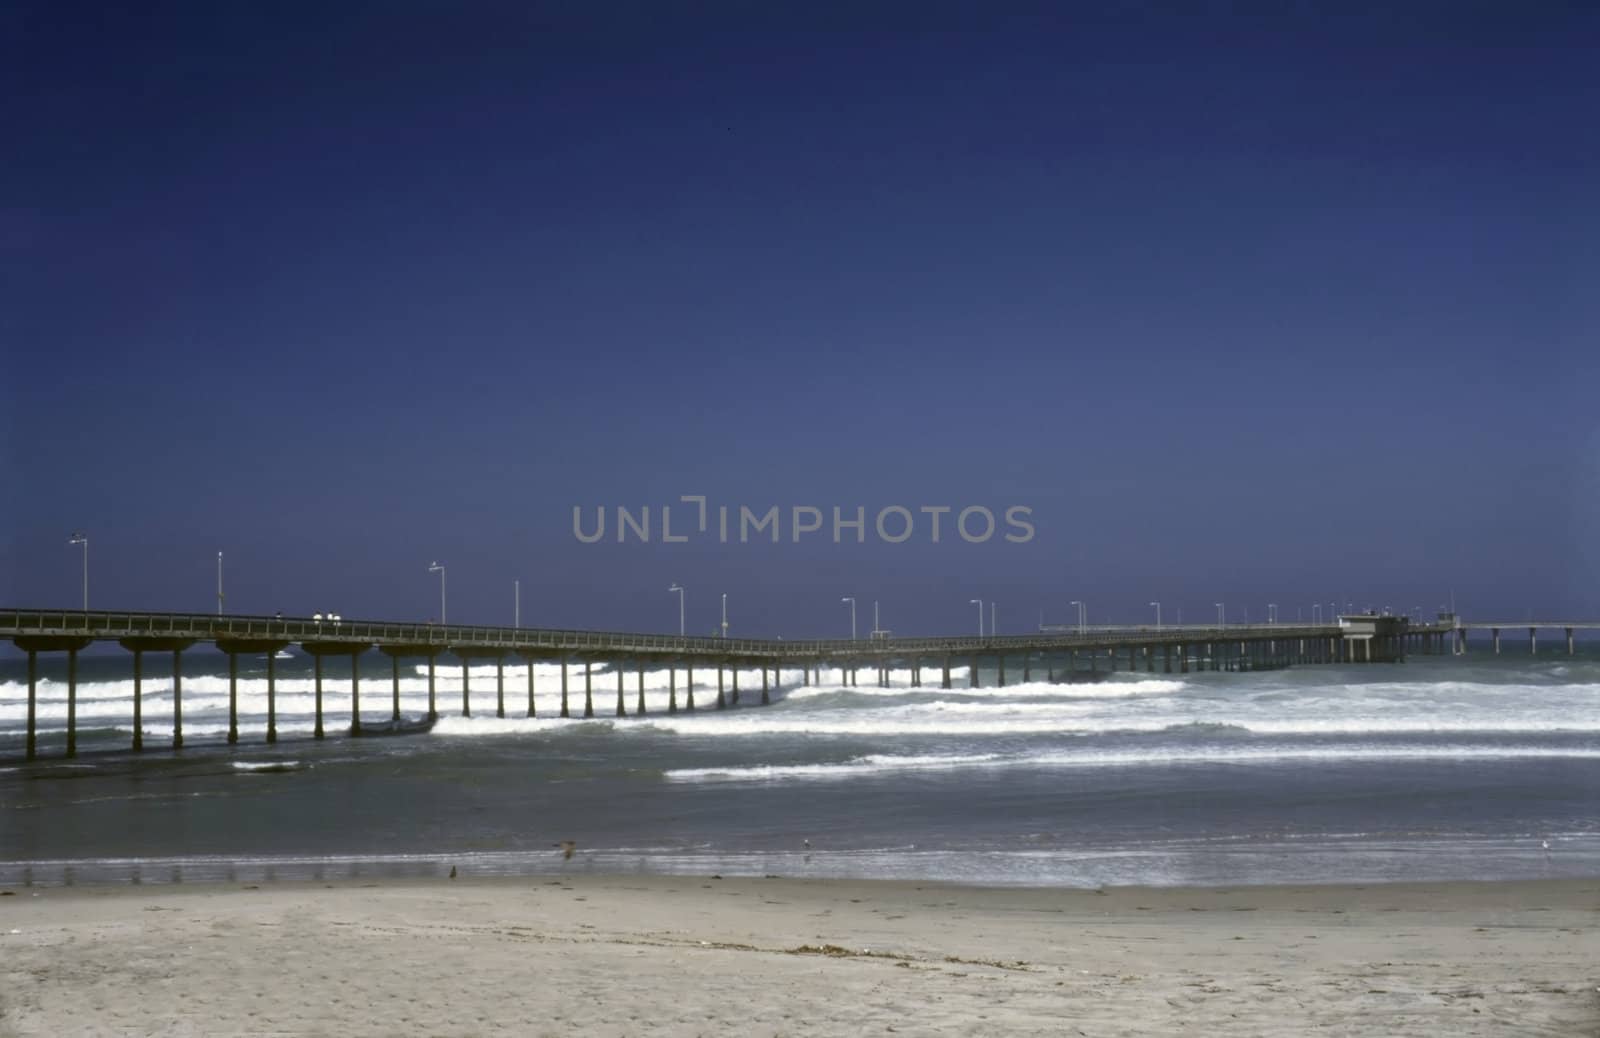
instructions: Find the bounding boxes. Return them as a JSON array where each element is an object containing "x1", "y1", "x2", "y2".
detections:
[{"x1": 666, "y1": 743, "x2": 1600, "y2": 782}]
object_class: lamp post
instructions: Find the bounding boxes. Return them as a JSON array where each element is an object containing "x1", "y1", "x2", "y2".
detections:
[
  {"x1": 216, "y1": 551, "x2": 224, "y2": 616},
  {"x1": 1215, "y1": 602, "x2": 1225, "y2": 627},
  {"x1": 514, "y1": 579, "x2": 520, "y2": 629},
  {"x1": 841, "y1": 596, "x2": 856, "y2": 639},
  {"x1": 428, "y1": 562, "x2": 446, "y2": 625},
  {"x1": 970, "y1": 598, "x2": 983, "y2": 637},
  {"x1": 1070, "y1": 600, "x2": 1085, "y2": 634},
  {"x1": 990, "y1": 601, "x2": 996, "y2": 637},
  {"x1": 1150, "y1": 601, "x2": 1161, "y2": 631},
  {"x1": 669, "y1": 584, "x2": 685, "y2": 636},
  {"x1": 68, "y1": 532, "x2": 88, "y2": 610},
  {"x1": 1312, "y1": 604, "x2": 1322, "y2": 624},
  {"x1": 1267, "y1": 603, "x2": 1277, "y2": 625},
  {"x1": 721, "y1": 593, "x2": 728, "y2": 639}
]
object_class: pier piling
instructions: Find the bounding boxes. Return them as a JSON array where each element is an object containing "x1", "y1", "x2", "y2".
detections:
[
  {"x1": 25, "y1": 650, "x2": 36, "y2": 760},
  {"x1": 132, "y1": 648, "x2": 146, "y2": 749},
  {"x1": 267, "y1": 651, "x2": 278, "y2": 743},
  {"x1": 350, "y1": 651, "x2": 361, "y2": 737}
]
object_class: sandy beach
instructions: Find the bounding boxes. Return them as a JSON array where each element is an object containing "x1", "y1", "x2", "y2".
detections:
[{"x1": 0, "y1": 875, "x2": 1594, "y2": 1037}]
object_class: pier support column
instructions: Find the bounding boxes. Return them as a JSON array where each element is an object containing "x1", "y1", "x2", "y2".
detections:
[
  {"x1": 391, "y1": 654, "x2": 401, "y2": 722},
  {"x1": 969, "y1": 656, "x2": 979, "y2": 688},
  {"x1": 1047, "y1": 656, "x2": 1055, "y2": 682},
  {"x1": 732, "y1": 667, "x2": 740, "y2": 705},
  {"x1": 133, "y1": 650, "x2": 146, "y2": 750},
  {"x1": 942, "y1": 655, "x2": 951, "y2": 689},
  {"x1": 25, "y1": 650, "x2": 36, "y2": 760},
  {"x1": 314, "y1": 654, "x2": 325, "y2": 739},
  {"x1": 497, "y1": 658, "x2": 506, "y2": 719},
  {"x1": 1023, "y1": 654, "x2": 1031, "y2": 683},
  {"x1": 716, "y1": 667, "x2": 726, "y2": 710},
  {"x1": 461, "y1": 659, "x2": 471, "y2": 717},
  {"x1": 428, "y1": 655, "x2": 437, "y2": 721},
  {"x1": 67, "y1": 647, "x2": 78, "y2": 757},
  {"x1": 668, "y1": 665, "x2": 678, "y2": 713},
  {"x1": 527, "y1": 658, "x2": 537, "y2": 717},
  {"x1": 350, "y1": 652, "x2": 361, "y2": 737},
  {"x1": 1529, "y1": 628, "x2": 1537, "y2": 655},
  {"x1": 686, "y1": 663, "x2": 695, "y2": 711},
  {"x1": 1179, "y1": 644, "x2": 1188, "y2": 673},
  {"x1": 1164, "y1": 645, "x2": 1172, "y2": 674},
  {"x1": 997, "y1": 654, "x2": 1005, "y2": 687},
  {"x1": 638, "y1": 660, "x2": 647, "y2": 715},
  {"x1": 268, "y1": 651, "x2": 278, "y2": 742},
  {"x1": 226, "y1": 651, "x2": 236, "y2": 744},
  {"x1": 1492, "y1": 628, "x2": 1500, "y2": 654},
  {"x1": 584, "y1": 661, "x2": 594, "y2": 718},
  {"x1": 560, "y1": 658, "x2": 570, "y2": 718},
  {"x1": 616, "y1": 664, "x2": 626, "y2": 717},
  {"x1": 761, "y1": 664, "x2": 770, "y2": 705},
  {"x1": 171, "y1": 648, "x2": 183, "y2": 750}
]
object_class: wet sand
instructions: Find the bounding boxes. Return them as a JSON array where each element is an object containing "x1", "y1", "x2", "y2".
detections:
[{"x1": 0, "y1": 875, "x2": 1595, "y2": 1036}]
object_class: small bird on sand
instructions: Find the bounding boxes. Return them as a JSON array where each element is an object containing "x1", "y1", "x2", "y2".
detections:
[{"x1": 555, "y1": 840, "x2": 577, "y2": 860}]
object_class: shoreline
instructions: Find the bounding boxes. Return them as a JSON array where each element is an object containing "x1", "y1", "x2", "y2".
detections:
[{"x1": 3, "y1": 874, "x2": 1595, "y2": 1035}]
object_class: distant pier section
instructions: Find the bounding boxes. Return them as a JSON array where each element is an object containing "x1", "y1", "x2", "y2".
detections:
[{"x1": 0, "y1": 606, "x2": 1488, "y2": 761}]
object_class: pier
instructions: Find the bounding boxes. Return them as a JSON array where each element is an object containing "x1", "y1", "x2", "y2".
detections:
[
  {"x1": 1453, "y1": 621, "x2": 1600, "y2": 656},
  {"x1": 1, "y1": 607, "x2": 1473, "y2": 760}
]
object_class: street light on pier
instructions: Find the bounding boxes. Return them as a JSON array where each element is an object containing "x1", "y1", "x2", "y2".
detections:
[
  {"x1": 1069, "y1": 600, "x2": 1085, "y2": 634},
  {"x1": 1150, "y1": 601, "x2": 1161, "y2": 631},
  {"x1": 68, "y1": 532, "x2": 88, "y2": 610},
  {"x1": 217, "y1": 551, "x2": 224, "y2": 616},
  {"x1": 721, "y1": 592, "x2": 728, "y2": 639},
  {"x1": 514, "y1": 579, "x2": 520, "y2": 629},
  {"x1": 1312, "y1": 604, "x2": 1322, "y2": 624},
  {"x1": 990, "y1": 601, "x2": 996, "y2": 637},
  {"x1": 1215, "y1": 602, "x2": 1225, "y2": 627},
  {"x1": 970, "y1": 598, "x2": 983, "y2": 637},
  {"x1": 428, "y1": 562, "x2": 446, "y2": 625},
  {"x1": 668, "y1": 584, "x2": 685, "y2": 635},
  {"x1": 841, "y1": 596, "x2": 856, "y2": 639},
  {"x1": 1267, "y1": 603, "x2": 1277, "y2": 625}
]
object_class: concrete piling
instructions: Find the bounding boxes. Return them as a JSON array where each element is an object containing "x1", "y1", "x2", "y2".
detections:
[
  {"x1": 267, "y1": 651, "x2": 278, "y2": 742},
  {"x1": 25, "y1": 650, "x2": 36, "y2": 760}
]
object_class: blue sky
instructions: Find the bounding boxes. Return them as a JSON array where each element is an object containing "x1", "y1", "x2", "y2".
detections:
[{"x1": 4, "y1": 2, "x2": 1597, "y2": 635}]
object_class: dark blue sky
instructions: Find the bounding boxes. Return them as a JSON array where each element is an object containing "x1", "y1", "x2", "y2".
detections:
[{"x1": 4, "y1": 2, "x2": 1597, "y2": 636}]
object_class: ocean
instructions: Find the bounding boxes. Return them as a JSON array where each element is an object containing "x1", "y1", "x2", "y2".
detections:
[{"x1": 2, "y1": 646, "x2": 1597, "y2": 888}]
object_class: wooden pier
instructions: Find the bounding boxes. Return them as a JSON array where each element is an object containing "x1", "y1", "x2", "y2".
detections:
[{"x1": 4, "y1": 607, "x2": 1459, "y2": 760}]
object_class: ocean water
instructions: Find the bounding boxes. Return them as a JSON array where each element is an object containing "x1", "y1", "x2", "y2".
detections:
[{"x1": 1, "y1": 647, "x2": 1597, "y2": 888}]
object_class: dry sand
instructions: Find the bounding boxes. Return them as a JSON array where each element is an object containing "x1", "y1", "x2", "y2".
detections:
[{"x1": 0, "y1": 875, "x2": 1595, "y2": 1036}]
